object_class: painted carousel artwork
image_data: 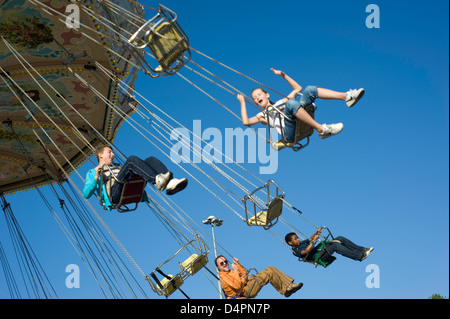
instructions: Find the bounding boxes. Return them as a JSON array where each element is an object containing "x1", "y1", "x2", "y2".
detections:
[{"x1": 0, "y1": 0, "x2": 143, "y2": 194}]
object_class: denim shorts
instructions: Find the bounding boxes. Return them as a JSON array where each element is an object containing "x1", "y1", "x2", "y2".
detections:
[{"x1": 283, "y1": 86, "x2": 318, "y2": 142}]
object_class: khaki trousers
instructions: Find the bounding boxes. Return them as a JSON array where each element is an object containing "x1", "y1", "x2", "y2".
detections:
[{"x1": 242, "y1": 266, "x2": 293, "y2": 298}]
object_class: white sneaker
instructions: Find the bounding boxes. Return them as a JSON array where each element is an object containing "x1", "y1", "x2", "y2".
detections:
[
  {"x1": 346, "y1": 88, "x2": 365, "y2": 108},
  {"x1": 166, "y1": 178, "x2": 188, "y2": 195},
  {"x1": 318, "y1": 123, "x2": 344, "y2": 139},
  {"x1": 154, "y1": 171, "x2": 173, "y2": 191}
]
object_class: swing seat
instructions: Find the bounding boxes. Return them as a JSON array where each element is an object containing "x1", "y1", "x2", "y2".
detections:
[
  {"x1": 147, "y1": 22, "x2": 190, "y2": 73},
  {"x1": 243, "y1": 180, "x2": 285, "y2": 230},
  {"x1": 295, "y1": 228, "x2": 337, "y2": 268},
  {"x1": 311, "y1": 242, "x2": 337, "y2": 268},
  {"x1": 145, "y1": 235, "x2": 208, "y2": 298},
  {"x1": 100, "y1": 164, "x2": 147, "y2": 213},
  {"x1": 315, "y1": 255, "x2": 336, "y2": 268},
  {"x1": 271, "y1": 104, "x2": 316, "y2": 152},
  {"x1": 246, "y1": 197, "x2": 283, "y2": 229},
  {"x1": 294, "y1": 251, "x2": 336, "y2": 268},
  {"x1": 115, "y1": 176, "x2": 147, "y2": 213},
  {"x1": 156, "y1": 274, "x2": 184, "y2": 297},
  {"x1": 181, "y1": 253, "x2": 208, "y2": 275},
  {"x1": 125, "y1": 4, "x2": 190, "y2": 77}
]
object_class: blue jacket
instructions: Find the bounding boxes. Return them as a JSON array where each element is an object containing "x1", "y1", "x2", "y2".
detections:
[
  {"x1": 82, "y1": 168, "x2": 114, "y2": 210},
  {"x1": 82, "y1": 168, "x2": 150, "y2": 211}
]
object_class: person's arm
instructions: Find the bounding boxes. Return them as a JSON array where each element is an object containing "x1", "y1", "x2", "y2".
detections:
[
  {"x1": 82, "y1": 168, "x2": 100, "y2": 199},
  {"x1": 308, "y1": 227, "x2": 322, "y2": 241},
  {"x1": 271, "y1": 68, "x2": 302, "y2": 102},
  {"x1": 301, "y1": 228, "x2": 322, "y2": 256},
  {"x1": 300, "y1": 241, "x2": 316, "y2": 256},
  {"x1": 231, "y1": 257, "x2": 247, "y2": 276},
  {"x1": 237, "y1": 94, "x2": 266, "y2": 126}
]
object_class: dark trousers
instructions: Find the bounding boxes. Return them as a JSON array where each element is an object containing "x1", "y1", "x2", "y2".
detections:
[
  {"x1": 322, "y1": 236, "x2": 366, "y2": 261},
  {"x1": 111, "y1": 156, "x2": 169, "y2": 204}
]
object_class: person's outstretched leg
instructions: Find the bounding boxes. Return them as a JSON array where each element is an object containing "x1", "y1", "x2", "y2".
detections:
[
  {"x1": 116, "y1": 156, "x2": 160, "y2": 183},
  {"x1": 326, "y1": 236, "x2": 367, "y2": 261},
  {"x1": 244, "y1": 266, "x2": 302, "y2": 298},
  {"x1": 317, "y1": 87, "x2": 347, "y2": 100},
  {"x1": 334, "y1": 236, "x2": 367, "y2": 252},
  {"x1": 144, "y1": 156, "x2": 169, "y2": 176},
  {"x1": 293, "y1": 103, "x2": 343, "y2": 138},
  {"x1": 145, "y1": 156, "x2": 188, "y2": 195},
  {"x1": 316, "y1": 87, "x2": 364, "y2": 108}
]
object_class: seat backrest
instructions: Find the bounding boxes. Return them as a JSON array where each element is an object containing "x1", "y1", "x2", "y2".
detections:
[
  {"x1": 246, "y1": 197, "x2": 283, "y2": 229},
  {"x1": 147, "y1": 21, "x2": 189, "y2": 70},
  {"x1": 312, "y1": 241, "x2": 336, "y2": 268},
  {"x1": 266, "y1": 197, "x2": 283, "y2": 221},
  {"x1": 293, "y1": 104, "x2": 315, "y2": 143},
  {"x1": 118, "y1": 176, "x2": 146, "y2": 205},
  {"x1": 181, "y1": 253, "x2": 208, "y2": 275},
  {"x1": 157, "y1": 274, "x2": 184, "y2": 297}
]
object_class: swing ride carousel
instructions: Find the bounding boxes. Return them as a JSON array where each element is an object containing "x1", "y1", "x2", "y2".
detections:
[
  {"x1": 0, "y1": 0, "x2": 142, "y2": 194},
  {"x1": 1, "y1": 0, "x2": 338, "y2": 300}
]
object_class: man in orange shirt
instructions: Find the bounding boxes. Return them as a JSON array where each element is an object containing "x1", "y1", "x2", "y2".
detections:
[{"x1": 215, "y1": 255, "x2": 303, "y2": 299}]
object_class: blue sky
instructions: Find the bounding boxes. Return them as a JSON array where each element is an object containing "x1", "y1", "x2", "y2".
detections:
[{"x1": 0, "y1": 0, "x2": 448, "y2": 300}]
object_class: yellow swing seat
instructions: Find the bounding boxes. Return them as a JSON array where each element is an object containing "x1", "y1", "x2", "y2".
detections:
[
  {"x1": 156, "y1": 274, "x2": 184, "y2": 297},
  {"x1": 270, "y1": 103, "x2": 316, "y2": 151},
  {"x1": 246, "y1": 196, "x2": 283, "y2": 228},
  {"x1": 147, "y1": 21, "x2": 190, "y2": 73},
  {"x1": 243, "y1": 180, "x2": 285, "y2": 230},
  {"x1": 125, "y1": 4, "x2": 191, "y2": 77},
  {"x1": 181, "y1": 253, "x2": 208, "y2": 275},
  {"x1": 145, "y1": 235, "x2": 209, "y2": 298}
]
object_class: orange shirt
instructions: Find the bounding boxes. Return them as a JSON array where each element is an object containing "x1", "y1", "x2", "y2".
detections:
[{"x1": 219, "y1": 264, "x2": 248, "y2": 298}]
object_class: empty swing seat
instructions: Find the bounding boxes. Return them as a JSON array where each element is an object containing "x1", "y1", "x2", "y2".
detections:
[
  {"x1": 181, "y1": 253, "x2": 208, "y2": 275},
  {"x1": 125, "y1": 4, "x2": 190, "y2": 77},
  {"x1": 156, "y1": 274, "x2": 184, "y2": 297},
  {"x1": 145, "y1": 235, "x2": 209, "y2": 298},
  {"x1": 181, "y1": 254, "x2": 207, "y2": 275},
  {"x1": 147, "y1": 21, "x2": 190, "y2": 73},
  {"x1": 243, "y1": 180, "x2": 285, "y2": 230},
  {"x1": 246, "y1": 196, "x2": 283, "y2": 229}
]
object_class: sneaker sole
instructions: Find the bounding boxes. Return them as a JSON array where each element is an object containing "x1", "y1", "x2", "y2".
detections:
[
  {"x1": 166, "y1": 178, "x2": 188, "y2": 195},
  {"x1": 347, "y1": 89, "x2": 365, "y2": 108}
]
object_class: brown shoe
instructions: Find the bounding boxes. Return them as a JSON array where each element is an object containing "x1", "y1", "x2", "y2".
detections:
[{"x1": 284, "y1": 282, "x2": 303, "y2": 297}]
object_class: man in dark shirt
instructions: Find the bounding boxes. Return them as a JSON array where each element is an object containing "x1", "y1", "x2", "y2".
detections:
[{"x1": 285, "y1": 228, "x2": 373, "y2": 263}]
